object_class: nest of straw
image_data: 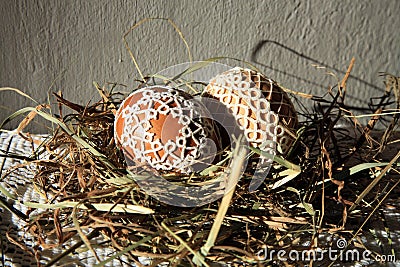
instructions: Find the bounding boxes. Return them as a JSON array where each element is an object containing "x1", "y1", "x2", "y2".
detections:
[{"x1": 1, "y1": 58, "x2": 399, "y2": 267}]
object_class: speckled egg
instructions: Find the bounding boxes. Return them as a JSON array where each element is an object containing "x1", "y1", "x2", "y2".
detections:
[{"x1": 114, "y1": 86, "x2": 221, "y2": 173}]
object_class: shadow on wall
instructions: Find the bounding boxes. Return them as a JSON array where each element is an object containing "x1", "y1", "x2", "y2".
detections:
[{"x1": 250, "y1": 40, "x2": 384, "y2": 96}]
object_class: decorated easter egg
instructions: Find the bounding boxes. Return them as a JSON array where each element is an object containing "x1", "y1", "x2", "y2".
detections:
[
  {"x1": 204, "y1": 67, "x2": 298, "y2": 155},
  {"x1": 114, "y1": 86, "x2": 221, "y2": 173}
]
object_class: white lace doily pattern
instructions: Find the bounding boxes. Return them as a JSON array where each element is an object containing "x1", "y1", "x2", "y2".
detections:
[
  {"x1": 204, "y1": 67, "x2": 298, "y2": 155},
  {"x1": 114, "y1": 86, "x2": 220, "y2": 173},
  {"x1": 0, "y1": 132, "x2": 136, "y2": 266}
]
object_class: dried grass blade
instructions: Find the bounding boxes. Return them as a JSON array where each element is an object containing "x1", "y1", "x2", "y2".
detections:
[
  {"x1": 93, "y1": 234, "x2": 156, "y2": 267},
  {"x1": 330, "y1": 178, "x2": 400, "y2": 267},
  {"x1": 193, "y1": 137, "x2": 247, "y2": 265},
  {"x1": 72, "y1": 204, "x2": 100, "y2": 262},
  {"x1": 333, "y1": 162, "x2": 397, "y2": 180},
  {"x1": 16, "y1": 104, "x2": 49, "y2": 138},
  {"x1": 93, "y1": 82, "x2": 116, "y2": 114},
  {"x1": 24, "y1": 201, "x2": 153, "y2": 214},
  {"x1": 0, "y1": 87, "x2": 38, "y2": 104},
  {"x1": 0, "y1": 183, "x2": 16, "y2": 200},
  {"x1": 1, "y1": 107, "x2": 41, "y2": 129},
  {"x1": 91, "y1": 203, "x2": 154, "y2": 214},
  {"x1": 44, "y1": 230, "x2": 99, "y2": 267},
  {"x1": 169, "y1": 57, "x2": 226, "y2": 81},
  {"x1": 340, "y1": 57, "x2": 355, "y2": 90},
  {"x1": 161, "y1": 221, "x2": 209, "y2": 267},
  {"x1": 123, "y1": 17, "x2": 192, "y2": 82},
  {"x1": 0, "y1": 196, "x2": 27, "y2": 221},
  {"x1": 249, "y1": 146, "x2": 301, "y2": 172},
  {"x1": 15, "y1": 107, "x2": 116, "y2": 170},
  {"x1": 271, "y1": 168, "x2": 301, "y2": 189},
  {"x1": 349, "y1": 149, "x2": 400, "y2": 212}
]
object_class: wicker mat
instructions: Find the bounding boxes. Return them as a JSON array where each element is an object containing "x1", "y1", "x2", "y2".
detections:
[{"x1": 0, "y1": 131, "x2": 399, "y2": 266}]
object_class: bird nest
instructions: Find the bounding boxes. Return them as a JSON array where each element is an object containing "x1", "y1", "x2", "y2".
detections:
[{"x1": 1, "y1": 60, "x2": 399, "y2": 267}]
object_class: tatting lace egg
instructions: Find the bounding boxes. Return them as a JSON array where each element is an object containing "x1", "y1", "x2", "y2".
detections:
[
  {"x1": 204, "y1": 67, "x2": 298, "y2": 155},
  {"x1": 114, "y1": 86, "x2": 221, "y2": 174}
]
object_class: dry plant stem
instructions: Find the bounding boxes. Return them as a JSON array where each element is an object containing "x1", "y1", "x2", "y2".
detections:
[
  {"x1": 93, "y1": 233, "x2": 159, "y2": 267},
  {"x1": 72, "y1": 204, "x2": 101, "y2": 262},
  {"x1": 161, "y1": 222, "x2": 209, "y2": 267},
  {"x1": 339, "y1": 57, "x2": 355, "y2": 94},
  {"x1": 324, "y1": 58, "x2": 356, "y2": 229},
  {"x1": 93, "y1": 82, "x2": 117, "y2": 115},
  {"x1": 352, "y1": 109, "x2": 381, "y2": 152},
  {"x1": 0, "y1": 87, "x2": 39, "y2": 105},
  {"x1": 378, "y1": 74, "x2": 400, "y2": 153},
  {"x1": 44, "y1": 229, "x2": 100, "y2": 267},
  {"x1": 16, "y1": 104, "x2": 49, "y2": 140},
  {"x1": 329, "y1": 178, "x2": 400, "y2": 267},
  {"x1": 0, "y1": 196, "x2": 27, "y2": 221},
  {"x1": 349, "y1": 149, "x2": 400, "y2": 212},
  {"x1": 193, "y1": 139, "x2": 247, "y2": 266},
  {"x1": 212, "y1": 246, "x2": 263, "y2": 266},
  {"x1": 123, "y1": 17, "x2": 193, "y2": 82}
]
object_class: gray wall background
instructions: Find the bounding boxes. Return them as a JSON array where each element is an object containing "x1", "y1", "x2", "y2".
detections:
[{"x1": 1, "y1": 0, "x2": 399, "y2": 132}]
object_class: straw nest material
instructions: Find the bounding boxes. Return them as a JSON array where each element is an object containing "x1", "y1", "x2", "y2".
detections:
[{"x1": 1, "y1": 63, "x2": 399, "y2": 266}]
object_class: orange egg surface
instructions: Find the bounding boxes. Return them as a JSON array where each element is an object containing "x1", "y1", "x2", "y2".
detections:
[{"x1": 114, "y1": 86, "x2": 221, "y2": 174}]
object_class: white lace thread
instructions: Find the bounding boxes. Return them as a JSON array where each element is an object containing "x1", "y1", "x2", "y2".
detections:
[{"x1": 115, "y1": 86, "x2": 218, "y2": 173}]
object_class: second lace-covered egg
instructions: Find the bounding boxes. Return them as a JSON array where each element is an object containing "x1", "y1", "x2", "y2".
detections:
[{"x1": 204, "y1": 67, "x2": 298, "y2": 155}]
